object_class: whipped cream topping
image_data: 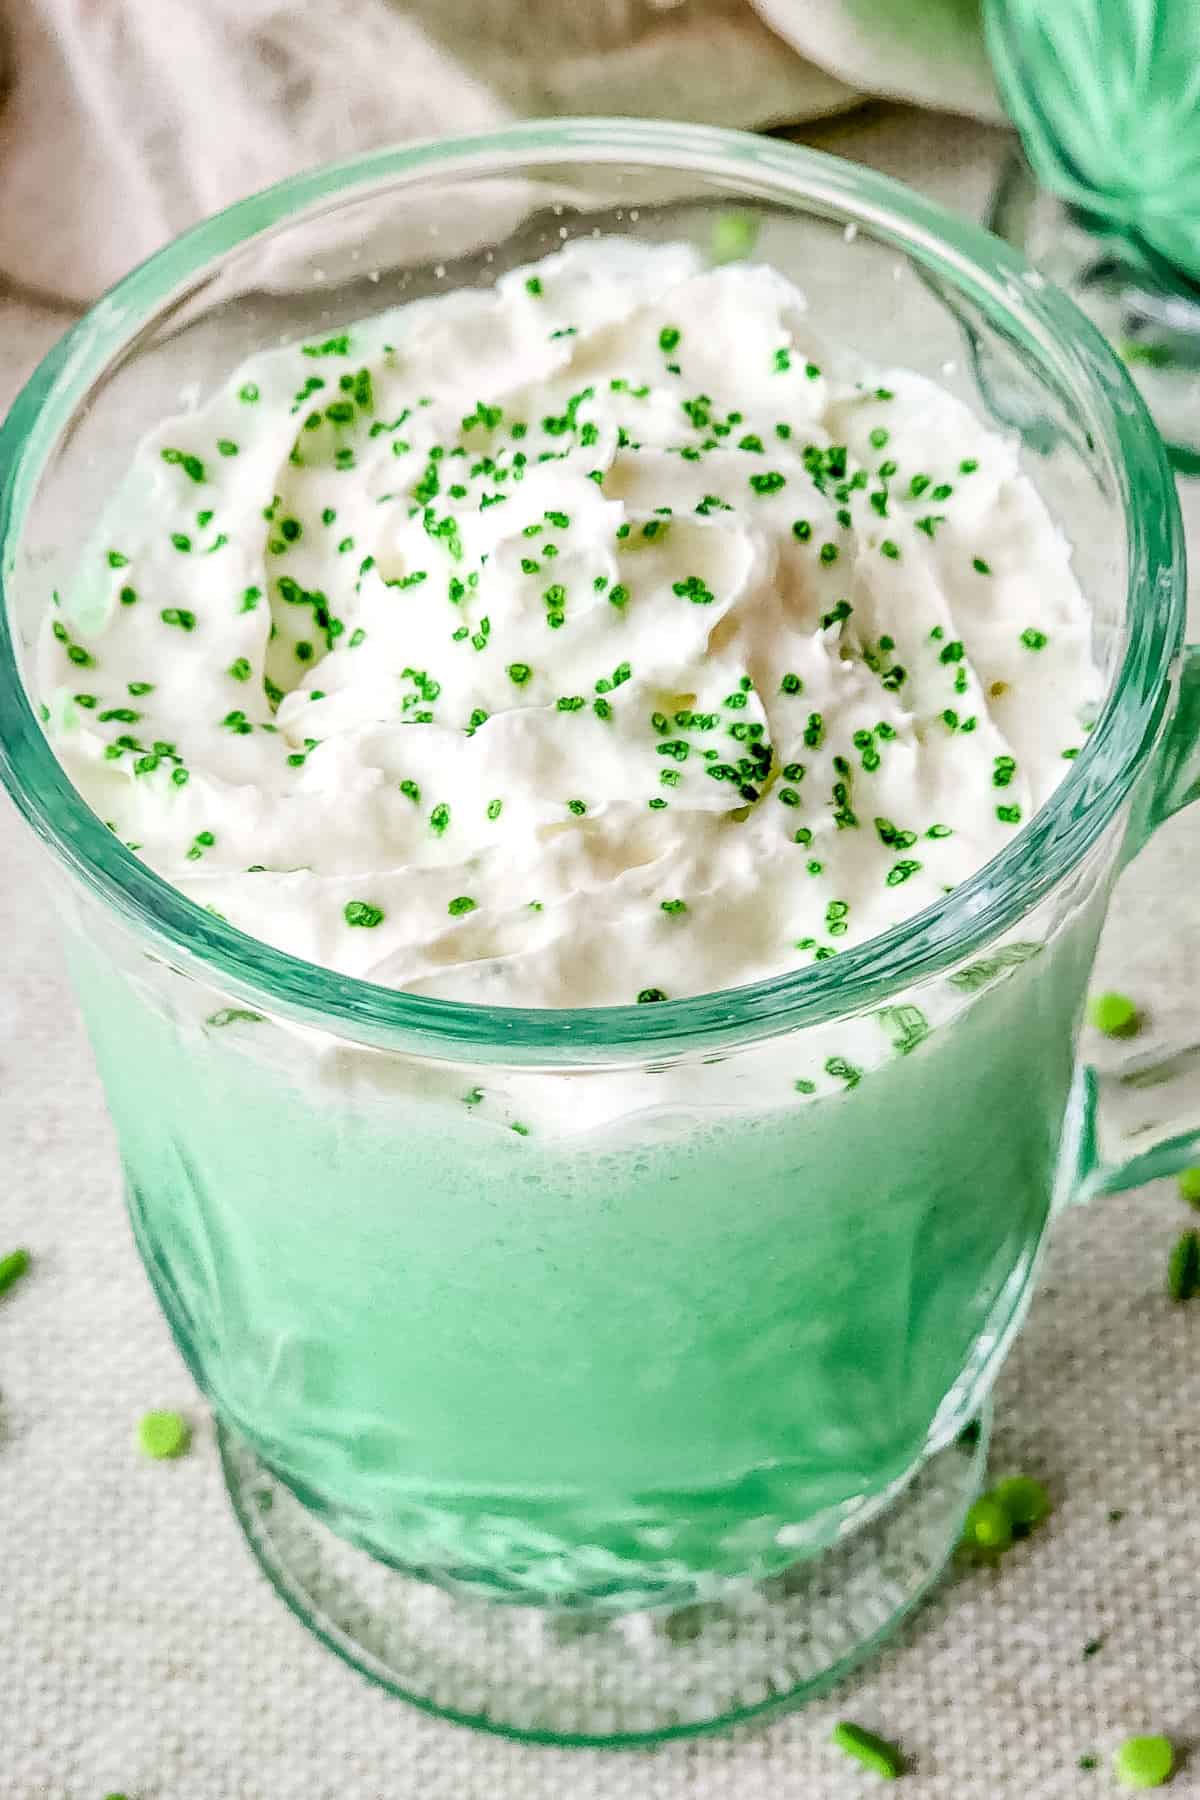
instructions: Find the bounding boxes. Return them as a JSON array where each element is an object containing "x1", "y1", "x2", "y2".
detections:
[{"x1": 40, "y1": 239, "x2": 1099, "y2": 1007}]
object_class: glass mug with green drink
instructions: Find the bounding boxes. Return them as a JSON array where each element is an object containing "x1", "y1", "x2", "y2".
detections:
[{"x1": 1, "y1": 122, "x2": 1198, "y2": 1743}]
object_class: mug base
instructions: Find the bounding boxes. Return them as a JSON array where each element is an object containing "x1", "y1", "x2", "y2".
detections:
[{"x1": 217, "y1": 1412, "x2": 988, "y2": 1746}]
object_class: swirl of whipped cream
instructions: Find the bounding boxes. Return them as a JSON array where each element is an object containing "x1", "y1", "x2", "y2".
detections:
[{"x1": 41, "y1": 238, "x2": 1098, "y2": 1007}]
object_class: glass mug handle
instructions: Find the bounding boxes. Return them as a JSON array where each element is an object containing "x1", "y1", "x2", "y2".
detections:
[{"x1": 1071, "y1": 644, "x2": 1200, "y2": 1201}]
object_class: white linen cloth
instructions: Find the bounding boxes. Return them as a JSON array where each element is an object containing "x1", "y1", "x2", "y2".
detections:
[{"x1": 0, "y1": 0, "x2": 999, "y2": 302}]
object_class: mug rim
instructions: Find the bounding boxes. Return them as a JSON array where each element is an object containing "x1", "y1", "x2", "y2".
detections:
[{"x1": 0, "y1": 118, "x2": 1185, "y2": 1059}]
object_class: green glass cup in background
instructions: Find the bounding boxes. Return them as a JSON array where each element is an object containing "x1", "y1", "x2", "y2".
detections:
[
  {"x1": 985, "y1": 0, "x2": 1200, "y2": 471},
  {"x1": 1, "y1": 121, "x2": 1199, "y2": 1743}
]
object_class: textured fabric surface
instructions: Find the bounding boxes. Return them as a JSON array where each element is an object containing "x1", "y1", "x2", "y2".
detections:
[
  {"x1": 0, "y1": 0, "x2": 1003, "y2": 304},
  {"x1": 3, "y1": 109, "x2": 1200, "y2": 1800}
]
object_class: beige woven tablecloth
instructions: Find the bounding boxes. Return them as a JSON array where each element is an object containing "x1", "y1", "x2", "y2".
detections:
[{"x1": 3, "y1": 107, "x2": 1199, "y2": 1800}]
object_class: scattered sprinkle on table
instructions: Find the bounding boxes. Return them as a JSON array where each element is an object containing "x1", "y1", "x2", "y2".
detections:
[
  {"x1": 0, "y1": 1247, "x2": 31, "y2": 1298},
  {"x1": 1167, "y1": 1230, "x2": 1199, "y2": 1302},
  {"x1": 961, "y1": 1495, "x2": 1013, "y2": 1552},
  {"x1": 831, "y1": 1721, "x2": 905, "y2": 1780},
  {"x1": 1114, "y1": 1735, "x2": 1174, "y2": 1790},
  {"x1": 989, "y1": 1474, "x2": 1051, "y2": 1535},
  {"x1": 1088, "y1": 990, "x2": 1140, "y2": 1037},
  {"x1": 137, "y1": 1410, "x2": 191, "y2": 1460},
  {"x1": 1177, "y1": 1166, "x2": 1200, "y2": 1209}
]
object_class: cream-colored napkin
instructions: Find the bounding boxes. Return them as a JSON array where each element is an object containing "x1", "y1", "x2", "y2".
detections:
[{"x1": 0, "y1": 0, "x2": 998, "y2": 305}]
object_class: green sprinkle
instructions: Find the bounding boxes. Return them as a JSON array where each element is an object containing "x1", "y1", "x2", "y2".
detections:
[
  {"x1": 961, "y1": 1496, "x2": 1013, "y2": 1552},
  {"x1": 637, "y1": 987, "x2": 667, "y2": 1003},
  {"x1": 749, "y1": 471, "x2": 786, "y2": 495},
  {"x1": 138, "y1": 1410, "x2": 191, "y2": 1460},
  {"x1": 1088, "y1": 991, "x2": 1140, "y2": 1038},
  {"x1": 661, "y1": 899, "x2": 688, "y2": 915},
  {"x1": 448, "y1": 896, "x2": 477, "y2": 917},
  {"x1": 868, "y1": 427, "x2": 890, "y2": 450},
  {"x1": 430, "y1": 803, "x2": 450, "y2": 835},
  {"x1": 566, "y1": 799, "x2": 587, "y2": 816},
  {"x1": 991, "y1": 1475, "x2": 1052, "y2": 1533},
  {"x1": 819, "y1": 543, "x2": 838, "y2": 566},
  {"x1": 672, "y1": 574, "x2": 715, "y2": 605},
  {"x1": 1113, "y1": 1735, "x2": 1174, "y2": 1789},
  {"x1": 1120, "y1": 337, "x2": 1175, "y2": 369},
  {"x1": 886, "y1": 859, "x2": 922, "y2": 886},
  {"x1": 1080, "y1": 1755, "x2": 1099, "y2": 1770},
  {"x1": 960, "y1": 457, "x2": 979, "y2": 474},
  {"x1": 239, "y1": 382, "x2": 260, "y2": 404},
  {"x1": 880, "y1": 540, "x2": 900, "y2": 560},
  {"x1": 303, "y1": 333, "x2": 351, "y2": 358},
  {"x1": 659, "y1": 326, "x2": 681, "y2": 352},
  {"x1": 1176, "y1": 1167, "x2": 1200, "y2": 1209},
  {"x1": 1020, "y1": 627, "x2": 1048, "y2": 650},
  {"x1": 831, "y1": 1722, "x2": 904, "y2": 1781},
  {"x1": 160, "y1": 608, "x2": 196, "y2": 631},
  {"x1": 1167, "y1": 1230, "x2": 1199, "y2": 1302},
  {"x1": 0, "y1": 1248, "x2": 31, "y2": 1298},
  {"x1": 525, "y1": 276, "x2": 543, "y2": 297},
  {"x1": 507, "y1": 662, "x2": 532, "y2": 686},
  {"x1": 710, "y1": 210, "x2": 759, "y2": 263},
  {"x1": 344, "y1": 900, "x2": 384, "y2": 928},
  {"x1": 228, "y1": 658, "x2": 252, "y2": 682},
  {"x1": 974, "y1": 557, "x2": 993, "y2": 575},
  {"x1": 161, "y1": 447, "x2": 206, "y2": 482}
]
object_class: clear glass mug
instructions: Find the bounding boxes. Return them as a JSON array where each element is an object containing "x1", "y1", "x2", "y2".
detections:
[{"x1": 1, "y1": 121, "x2": 1197, "y2": 1745}]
